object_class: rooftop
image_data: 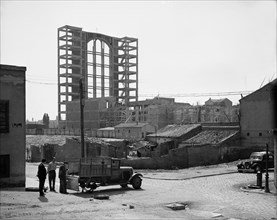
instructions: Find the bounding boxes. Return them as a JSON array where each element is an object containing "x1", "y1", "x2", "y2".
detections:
[
  {"x1": 148, "y1": 124, "x2": 201, "y2": 138},
  {"x1": 26, "y1": 135, "x2": 70, "y2": 147},
  {"x1": 114, "y1": 122, "x2": 150, "y2": 128},
  {"x1": 26, "y1": 135, "x2": 114, "y2": 147},
  {"x1": 98, "y1": 127, "x2": 115, "y2": 131},
  {"x1": 182, "y1": 129, "x2": 238, "y2": 145},
  {"x1": 0, "y1": 64, "x2": 26, "y2": 72}
]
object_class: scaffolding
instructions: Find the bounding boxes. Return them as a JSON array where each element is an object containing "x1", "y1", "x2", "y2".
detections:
[{"x1": 58, "y1": 25, "x2": 138, "y2": 121}]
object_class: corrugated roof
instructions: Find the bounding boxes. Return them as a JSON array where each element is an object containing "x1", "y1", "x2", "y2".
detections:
[
  {"x1": 114, "y1": 123, "x2": 150, "y2": 128},
  {"x1": 148, "y1": 124, "x2": 201, "y2": 138},
  {"x1": 183, "y1": 129, "x2": 238, "y2": 145}
]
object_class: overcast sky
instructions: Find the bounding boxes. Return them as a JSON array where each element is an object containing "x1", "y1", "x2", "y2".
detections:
[{"x1": 1, "y1": 1, "x2": 276, "y2": 121}]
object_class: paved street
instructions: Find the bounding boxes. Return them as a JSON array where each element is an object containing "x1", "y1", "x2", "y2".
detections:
[{"x1": 0, "y1": 163, "x2": 276, "y2": 219}]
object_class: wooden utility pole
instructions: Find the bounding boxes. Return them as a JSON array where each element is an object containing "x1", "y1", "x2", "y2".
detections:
[
  {"x1": 79, "y1": 78, "x2": 85, "y2": 158},
  {"x1": 265, "y1": 143, "x2": 270, "y2": 193}
]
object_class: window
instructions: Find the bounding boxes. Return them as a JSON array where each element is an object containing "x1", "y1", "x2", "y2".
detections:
[
  {"x1": 0, "y1": 155, "x2": 10, "y2": 178},
  {"x1": 247, "y1": 132, "x2": 250, "y2": 136},
  {"x1": 0, "y1": 100, "x2": 9, "y2": 133},
  {"x1": 259, "y1": 132, "x2": 262, "y2": 136}
]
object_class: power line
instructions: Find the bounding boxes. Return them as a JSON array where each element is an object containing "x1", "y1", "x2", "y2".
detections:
[
  {"x1": 26, "y1": 80, "x2": 56, "y2": 85},
  {"x1": 25, "y1": 79, "x2": 253, "y2": 98},
  {"x1": 139, "y1": 91, "x2": 253, "y2": 98}
]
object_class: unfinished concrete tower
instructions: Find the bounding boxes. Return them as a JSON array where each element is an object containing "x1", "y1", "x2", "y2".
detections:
[{"x1": 58, "y1": 25, "x2": 138, "y2": 121}]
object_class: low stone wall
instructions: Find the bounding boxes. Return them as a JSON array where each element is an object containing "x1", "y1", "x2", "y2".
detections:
[
  {"x1": 121, "y1": 144, "x2": 225, "y2": 169},
  {"x1": 29, "y1": 138, "x2": 128, "y2": 162},
  {"x1": 30, "y1": 145, "x2": 42, "y2": 162},
  {"x1": 121, "y1": 133, "x2": 256, "y2": 169},
  {"x1": 122, "y1": 156, "x2": 173, "y2": 169}
]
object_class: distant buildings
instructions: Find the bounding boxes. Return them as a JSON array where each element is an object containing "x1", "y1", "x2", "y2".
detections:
[
  {"x1": 50, "y1": 95, "x2": 240, "y2": 135},
  {"x1": 173, "y1": 98, "x2": 239, "y2": 125},
  {"x1": 114, "y1": 123, "x2": 155, "y2": 140},
  {"x1": 130, "y1": 97, "x2": 190, "y2": 129},
  {"x1": 0, "y1": 64, "x2": 26, "y2": 187}
]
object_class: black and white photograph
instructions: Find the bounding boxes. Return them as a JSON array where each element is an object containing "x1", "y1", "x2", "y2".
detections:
[{"x1": 0, "y1": 0, "x2": 276, "y2": 219}]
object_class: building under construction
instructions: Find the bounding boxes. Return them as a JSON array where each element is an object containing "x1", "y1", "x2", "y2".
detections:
[{"x1": 58, "y1": 25, "x2": 138, "y2": 128}]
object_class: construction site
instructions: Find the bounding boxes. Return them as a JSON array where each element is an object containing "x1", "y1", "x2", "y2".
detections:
[
  {"x1": 57, "y1": 25, "x2": 240, "y2": 132},
  {"x1": 58, "y1": 25, "x2": 138, "y2": 129}
]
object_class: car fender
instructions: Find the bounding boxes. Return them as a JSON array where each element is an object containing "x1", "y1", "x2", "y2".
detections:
[
  {"x1": 129, "y1": 173, "x2": 143, "y2": 182},
  {"x1": 252, "y1": 163, "x2": 262, "y2": 170}
]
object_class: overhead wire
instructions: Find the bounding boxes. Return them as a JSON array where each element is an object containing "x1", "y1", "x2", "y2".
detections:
[{"x1": 25, "y1": 78, "x2": 253, "y2": 98}]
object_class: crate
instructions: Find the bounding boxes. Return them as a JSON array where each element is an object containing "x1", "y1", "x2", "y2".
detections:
[{"x1": 67, "y1": 175, "x2": 79, "y2": 191}]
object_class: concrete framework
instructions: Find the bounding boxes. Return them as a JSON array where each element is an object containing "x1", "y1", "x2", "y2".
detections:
[{"x1": 58, "y1": 25, "x2": 138, "y2": 121}]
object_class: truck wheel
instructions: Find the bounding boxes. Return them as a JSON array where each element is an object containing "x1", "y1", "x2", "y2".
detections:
[
  {"x1": 120, "y1": 184, "x2": 128, "y2": 188},
  {"x1": 87, "y1": 181, "x2": 97, "y2": 191},
  {"x1": 131, "y1": 176, "x2": 142, "y2": 189}
]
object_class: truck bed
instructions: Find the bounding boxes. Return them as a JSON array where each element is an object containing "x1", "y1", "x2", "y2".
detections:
[{"x1": 67, "y1": 157, "x2": 113, "y2": 178}]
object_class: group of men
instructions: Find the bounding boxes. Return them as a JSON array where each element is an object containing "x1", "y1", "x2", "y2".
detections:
[{"x1": 37, "y1": 158, "x2": 68, "y2": 197}]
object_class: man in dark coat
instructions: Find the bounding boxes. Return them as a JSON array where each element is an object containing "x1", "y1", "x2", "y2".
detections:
[
  {"x1": 37, "y1": 159, "x2": 47, "y2": 197},
  {"x1": 59, "y1": 162, "x2": 68, "y2": 194}
]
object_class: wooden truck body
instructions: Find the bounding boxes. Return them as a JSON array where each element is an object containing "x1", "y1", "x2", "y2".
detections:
[{"x1": 66, "y1": 156, "x2": 142, "y2": 192}]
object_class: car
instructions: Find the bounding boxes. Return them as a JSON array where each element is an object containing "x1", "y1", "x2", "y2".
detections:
[{"x1": 237, "y1": 151, "x2": 274, "y2": 173}]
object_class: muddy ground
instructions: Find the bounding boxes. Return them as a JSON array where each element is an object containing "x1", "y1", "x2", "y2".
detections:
[{"x1": 0, "y1": 162, "x2": 276, "y2": 219}]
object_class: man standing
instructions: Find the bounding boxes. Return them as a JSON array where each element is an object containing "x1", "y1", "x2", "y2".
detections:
[
  {"x1": 47, "y1": 157, "x2": 57, "y2": 192},
  {"x1": 37, "y1": 159, "x2": 47, "y2": 197},
  {"x1": 59, "y1": 162, "x2": 68, "y2": 194}
]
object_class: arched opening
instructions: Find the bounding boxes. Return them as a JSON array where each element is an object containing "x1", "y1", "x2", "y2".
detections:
[{"x1": 87, "y1": 39, "x2": 111, "y2": 98}]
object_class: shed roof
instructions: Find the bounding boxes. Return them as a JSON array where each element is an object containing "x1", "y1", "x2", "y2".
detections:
[
  {"x1": 114, "y1": 122, "x2": 150, "y2": 128},
  {"x1": 97, "y1": 127, "x2": 115, "y2": 131},
  {"x1": 182, "y1": 129, "x2": 238, "y2": 145},
  {"x1": 148, "y1": 124, "x2": 201, "y2": 138},
  {"x1": 240, "y1": 78, "x2": 277, "y2": 101}
]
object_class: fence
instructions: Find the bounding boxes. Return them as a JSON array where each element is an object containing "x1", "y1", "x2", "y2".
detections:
[{"x1": 26, "y1": 128, "x2": 97, "y2": 137}]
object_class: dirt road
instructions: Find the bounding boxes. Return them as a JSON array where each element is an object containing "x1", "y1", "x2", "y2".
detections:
[{"x1": 0, "y1": 162, "x2": 276, "y2": 219}]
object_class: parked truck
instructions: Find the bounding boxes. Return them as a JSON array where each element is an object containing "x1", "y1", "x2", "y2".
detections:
[{"x1": 66, "y1": 156, "x2": 142, "y2": 192}]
